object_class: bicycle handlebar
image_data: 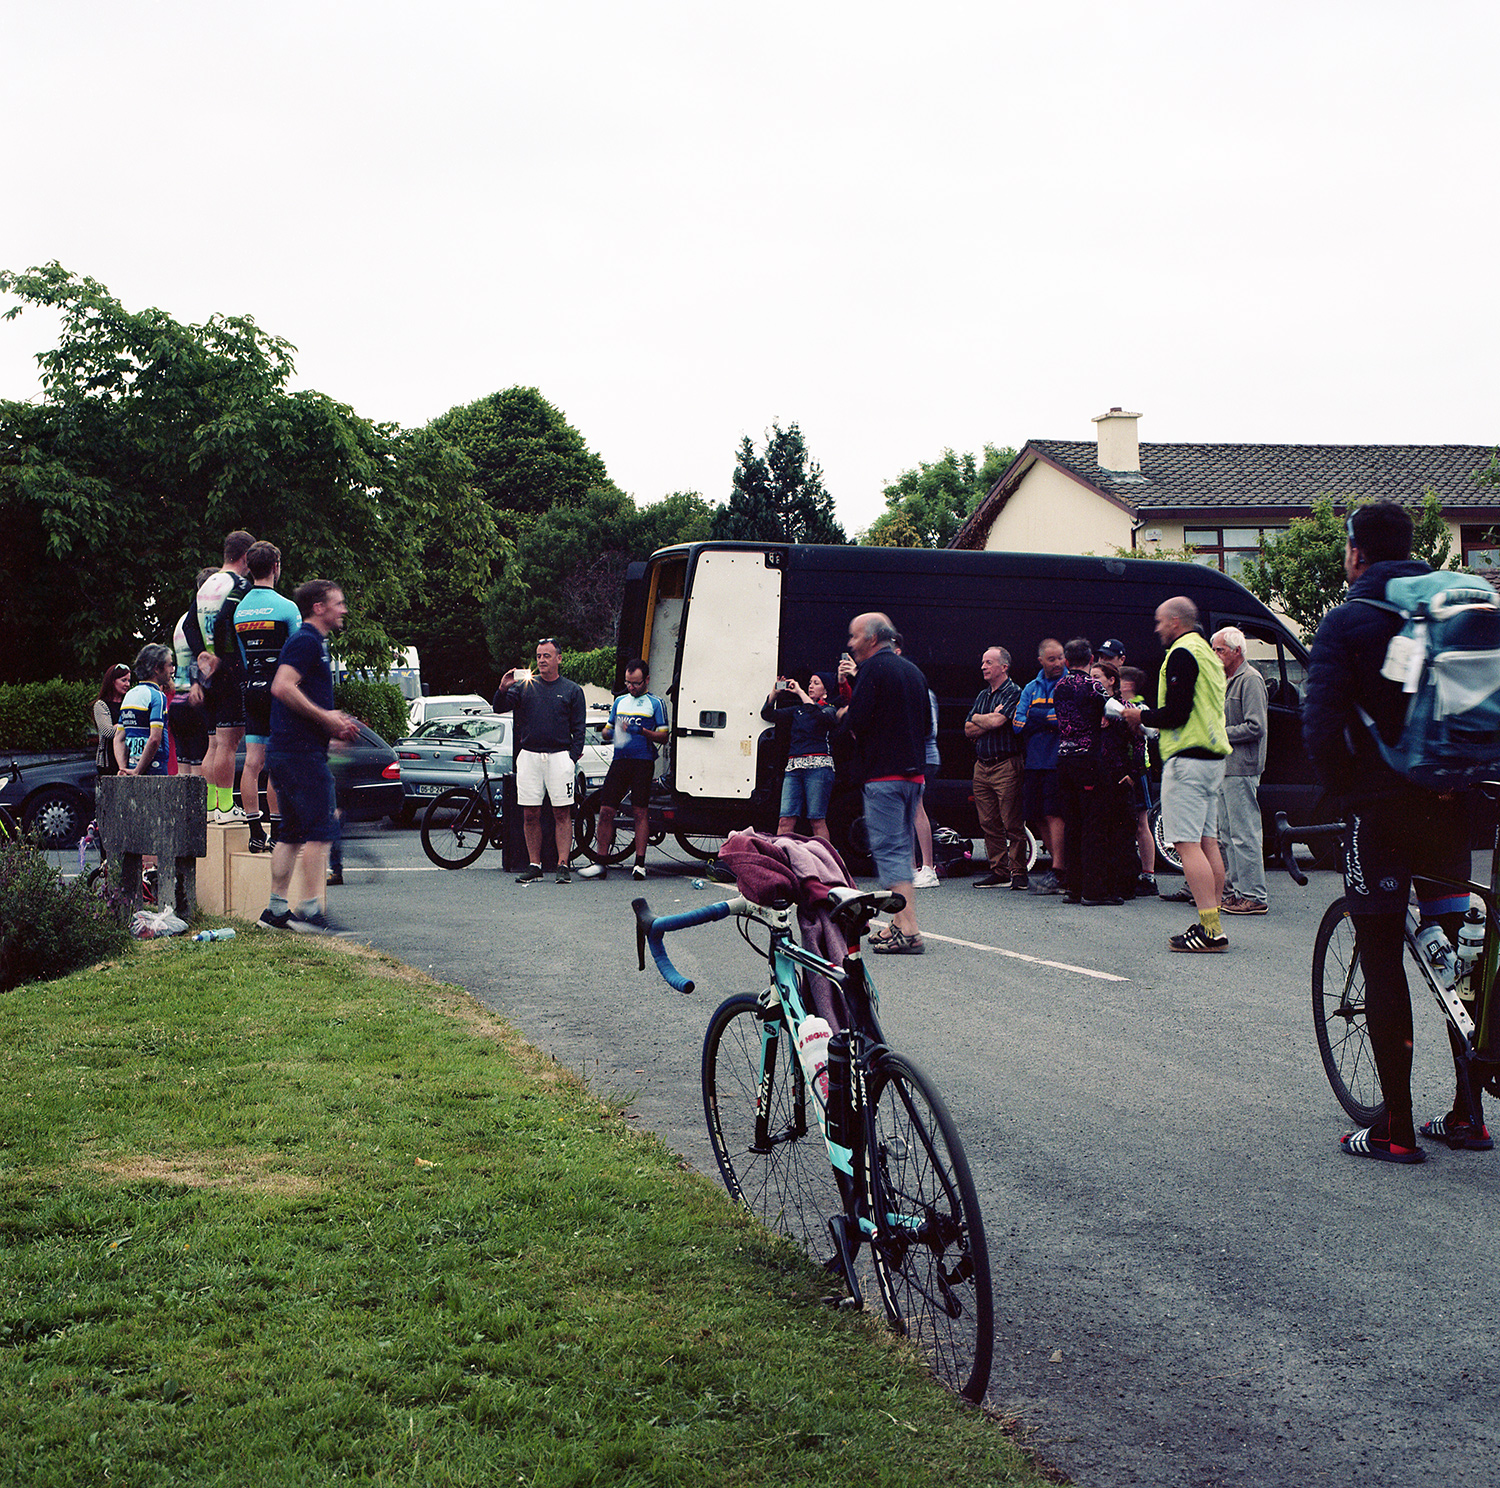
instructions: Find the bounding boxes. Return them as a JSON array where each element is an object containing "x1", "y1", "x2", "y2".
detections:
[
  {"x1": 632, "y1": 896, "x2": 740, "y2": 994},
  {"x1": 1274, "y1": 811, "x2": 1346, "y2": 888}
]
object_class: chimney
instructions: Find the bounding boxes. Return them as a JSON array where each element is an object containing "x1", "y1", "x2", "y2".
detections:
[{"x1": 1092, "y1": 407, "x2": 1142, "y2": 473}]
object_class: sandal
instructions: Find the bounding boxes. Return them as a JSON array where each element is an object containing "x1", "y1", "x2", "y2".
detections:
[
  {"x1": 1340, "y1": 1125, "x2": 1425, "y2": 1164},
  {"x1": 866, "y1": 924, "x2": 897, "y2": 946},
  {"x1": 870, "y1": 927, "x2": 924, "y2": 955},
  {"x1": 1419, "y1": 1113, "x2": 1494, "y2": 1150}
]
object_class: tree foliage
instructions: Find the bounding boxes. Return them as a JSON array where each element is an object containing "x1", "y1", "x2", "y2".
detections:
[
  {"x1": 1240, "y1": 490, "x2": 1457, "y2": 640},
  {"x1": 862, "y1": 444, "x2": 1017, "y2": 548},
  {"x1": 0, "y1": 264, "x2": 497, "y2": 684},
  {"x1": 710, "y1": 423, "x2": 844, "y2": 545}
]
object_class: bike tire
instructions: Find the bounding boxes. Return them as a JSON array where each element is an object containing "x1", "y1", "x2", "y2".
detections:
[
  {"x1": 1312, "y1": 897, "x2": 1386, "y2": 1127},
  {"x1": 675, "y1": 830, "x2": 729, "y2": 863},
  {"x1": 866, "y1": 1050, "x2": 994, "y2": 1404},
  {"x1": 571, "y1": 792, "x2": 636, "y2": 866},
  {"x1": 701, "y1": 993, "x2": 843, "y2": 1257},
  {"x1": 420, "y1": 788, "x2": 492, "y2": 869}
]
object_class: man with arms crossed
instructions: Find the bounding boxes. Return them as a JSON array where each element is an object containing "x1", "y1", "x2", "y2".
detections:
[
  {"x1": 578, "y1": 659, "x2": 668, "y2": 882},
  {"x1": 836, "y1": 612, "x2": 929, "y2": 955},
  {"x1": 965, "y1": 646, "x2": 1026, "y2": 889},
  {"x1": 257, "y1": 581, "x2": 361, "y2": 933},
  {"x1": 494, "y1": 639, "x2": 587, "y2": 884}
]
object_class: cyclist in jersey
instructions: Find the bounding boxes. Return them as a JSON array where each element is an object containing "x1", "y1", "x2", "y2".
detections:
[
  {"x1": 235, "y1": 541, "x2": 303, "y2": 852},
  {"x1": 577, "y1": 659, "x2": 668, "y2": 881},
  {"x1": 168, "y1": 567, "x2": 215, "y2": 777},
  {"x1": 186, "y1": 530, "x2": 254, "y2": 822},
  {"x1": 114, "y1": 645, "x2": 174, "y2": 776}
]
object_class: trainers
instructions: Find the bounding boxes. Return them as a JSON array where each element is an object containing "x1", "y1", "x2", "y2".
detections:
[
  {"x1": 257, "y1": 908, "x2": 292, "y2": 930},
  {"x1": 1010, "y1": 872, "x2": 1029, "y2": 891},
  {"x1": 577, "y1": 863, "x2": 606, "y2": 879},
  {"x1": 1135, "y1": 873, "x2": 1157, "y2": 897},
  {"x1": 289, "y1": 910, "x2": 335, "y2": 934},
  {"x1": 1222, "y1": 895, "x2": 1267, "y2": 915},
  {"x1": 972, "y1": 871, "x2": 1009, "y2": 889},
  {"x1": 1169, "y1": 922, "x2": 1229, "y2": 953},
  {"x1": 631, "y1": 864, "x2": 647, "y2": 881},
  {"x1": 326, "y1": 869, "x2": 343, "y2": 886},
  {"x1": 912, "y1": 865, "x2": 941, "y2": 888},
  {"x1": 1030, "y1": 871, "x2": 1062, "y2": 895},
  {"x1": 1419, "y1": 1112, "x2": 1494, "y2": 1150},
  {"x1": 555, "y1": 868, "x2": 571, "y2": 884},
  {"x1": 515, "y1": 865, "x2": 544, "y2": 884},
  {"x1": 247, "y1": 835, "x2": 271, "y2": 854},
  {"x1": 212, "y1": 806, "x2": 247, "y2": 826},
  {"x1": 1160, "y1": 884, "x2": 1195, "y2": 904}
]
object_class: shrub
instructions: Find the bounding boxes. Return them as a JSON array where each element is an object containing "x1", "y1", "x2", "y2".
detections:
[
  {"x1": 0, "y1": 681, "x2": 96, "y2": 753},
  {"x1": 0, "y1": 838, "x2": 131, "y2": 991},
  {"x1": 560, "y1": 647, "x2": 617, "y2": 689},
  {"x1": 332, "y1": 679, "x2": 408, "y2": 746}
]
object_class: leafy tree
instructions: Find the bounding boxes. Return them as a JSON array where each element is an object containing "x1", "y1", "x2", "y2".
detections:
[
  {"x1": 710, "y1": 423, "x2": 845, "y2": 545},
  {"x1": 1240, "y1": 491, "x2": 1456, "y2": 641},
  {"x1": 0, "y1": 264, "x2": 496, "y2": 683},
  {"x1": 863, "y1": 444, "x2": 1017, "y2": 548}
]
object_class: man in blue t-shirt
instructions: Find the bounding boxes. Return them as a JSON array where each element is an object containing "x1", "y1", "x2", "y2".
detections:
[
  {"x1": 577, "y1": 659, "x2": 668, "y2": 882},
  {"x1": 257, "y1": 580, "x2": 361, "y2": 934},
  {"x1": 114, "y1": 644, "x2": 174, "y2": 776}
]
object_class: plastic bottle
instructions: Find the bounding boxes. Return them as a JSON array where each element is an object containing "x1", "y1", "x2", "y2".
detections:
[
  {"x1": 794, "y1": 1015, "x2": 833, "y2": 1107},
  {"x1": 1457, "y1": 907, "x2": 1486, "y2": 978},
  {"x1": 690, "y1": 878, "x2": 708, "y2": 891},
  {"x1": 192, "y1": 927, "x2": 237, "y2": 942},
  {"x1": 1413, "y1": 921, "x2": 1456, "y2": 991}
]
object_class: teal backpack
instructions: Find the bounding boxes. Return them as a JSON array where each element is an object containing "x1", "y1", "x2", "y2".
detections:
[{"x1": 1354, "y1": 571, "x2": 1500, "y2": 792}]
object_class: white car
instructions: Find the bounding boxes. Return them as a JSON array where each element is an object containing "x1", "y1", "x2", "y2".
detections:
[{"x1": 407, "y1": 693, "x2": 491, "y2": 730}]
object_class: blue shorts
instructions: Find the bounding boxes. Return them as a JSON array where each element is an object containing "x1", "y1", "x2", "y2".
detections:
[
  {"x1": 863, "y1": 779, "x2": 921, "y2": 888},
  {"x1": 1022, "y1": 768, "x2": 1061, "y2": 821},
  {"x1": 780, "y1": 765, "x2": 834, "y2": 821},
  {"x1": 266, "y1": 750, "x2": 339, "y2": 845}
]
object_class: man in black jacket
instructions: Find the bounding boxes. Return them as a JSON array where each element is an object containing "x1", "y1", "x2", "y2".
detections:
[
  {"x1": 836, "y1": 612, "x2": 929, "y2": 954},
  {"x1": 1303, "y1": 501, "x2": 1487, "y2": 1163}
]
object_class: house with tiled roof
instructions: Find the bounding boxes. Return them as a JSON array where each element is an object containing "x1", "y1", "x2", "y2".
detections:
[{"x1": 950, "y1": 409, "x2": 1500, "y2": 580}]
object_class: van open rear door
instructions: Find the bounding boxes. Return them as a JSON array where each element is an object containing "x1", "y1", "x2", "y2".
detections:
[{"x1": 674, "y1": 549, "x2": 782, "y2": 801}]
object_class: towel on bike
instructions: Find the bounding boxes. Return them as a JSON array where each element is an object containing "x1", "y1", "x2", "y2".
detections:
[{"x1": 720, "y1": 830, "x2": 855, "y2": 1029}]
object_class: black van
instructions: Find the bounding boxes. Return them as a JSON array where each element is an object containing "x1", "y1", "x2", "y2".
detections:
[{"x1": 617, "y1": 543, "x2": 1316, "y2": 860}]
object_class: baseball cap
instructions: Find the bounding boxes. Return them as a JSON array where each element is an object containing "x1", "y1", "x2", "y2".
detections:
[{"x1": 1097, "y1": 638, "x2": 1125, "y2": 659}]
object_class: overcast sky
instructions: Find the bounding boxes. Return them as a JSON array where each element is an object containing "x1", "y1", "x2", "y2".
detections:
[{"x1": 4, "y1": 0, "x2": 1496, "y2": 535}]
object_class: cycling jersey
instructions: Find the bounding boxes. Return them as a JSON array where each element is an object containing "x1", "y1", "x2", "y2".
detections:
[
  {"x1": 172, "y1": 612, "x2": 195, "y2": 691},
  {"x1": 235, "y1": 586, "x2": 303, "y2": 687},
  {"x1": 116, "y1": 681, "x2": 168, "y2": 774},
  {"x1": 185, "y1": 568, "x2": 252, "y2": 662}
]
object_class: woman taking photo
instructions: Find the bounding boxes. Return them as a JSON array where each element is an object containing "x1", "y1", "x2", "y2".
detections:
[{"x1": 762, "y1": 671, "x2": 839, "y2": 840}]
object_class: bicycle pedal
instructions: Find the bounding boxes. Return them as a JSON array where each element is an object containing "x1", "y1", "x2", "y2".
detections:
[{"x1": 826, "y1": 1215, "x2": 864, "y2": 1310}]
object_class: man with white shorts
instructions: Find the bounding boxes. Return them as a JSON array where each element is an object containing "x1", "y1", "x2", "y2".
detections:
[
  {"x1": 493, "y1": 638, "x2": 587, "y2": 884},
  {"x1": 1122, "y1": 596, "x2": 1232, "y2": 952}
]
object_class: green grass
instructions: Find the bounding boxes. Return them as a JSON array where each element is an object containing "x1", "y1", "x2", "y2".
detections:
[{"x1": 0, "y1": 935, "x2": 1045, "y2": 1487}]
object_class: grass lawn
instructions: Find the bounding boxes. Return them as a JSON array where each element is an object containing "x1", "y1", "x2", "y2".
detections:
[{"x1": 0, "y1": 933, "x2": 1047, "y2": 1487}]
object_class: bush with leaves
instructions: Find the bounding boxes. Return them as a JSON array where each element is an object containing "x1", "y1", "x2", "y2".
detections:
[
  {"x1": 331, "y1": 679, "x2": 408, "y2": 747},
  {"x1": 0, "y1": 680, "x2": 95, "y2": 752},
  {"x1": 0, "y1": 837, "x2": 131, "y2": 991}
]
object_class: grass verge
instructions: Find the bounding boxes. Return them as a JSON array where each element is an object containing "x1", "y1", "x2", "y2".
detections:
[{"x1": 0, "y1": 934, "x2": 1044, "y2": 1487}]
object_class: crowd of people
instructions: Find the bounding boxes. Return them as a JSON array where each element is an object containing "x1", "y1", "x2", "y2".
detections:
[{"x1": 94, "y1": 529, "x2": 361, "y2": 934}]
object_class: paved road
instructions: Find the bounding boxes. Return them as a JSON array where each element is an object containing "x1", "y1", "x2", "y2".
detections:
[{"x1": 316, "y1": 823, "x2": 1500, "y2": 1488}]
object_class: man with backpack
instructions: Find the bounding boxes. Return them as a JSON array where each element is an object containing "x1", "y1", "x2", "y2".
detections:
[{"x1": 1304, "y1": 501, "x2": 1489, "y2": 1164}]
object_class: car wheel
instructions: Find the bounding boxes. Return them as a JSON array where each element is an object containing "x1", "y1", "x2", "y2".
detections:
[{"x1": 23, "y1": 785, "x2": 89, "y2": 850}]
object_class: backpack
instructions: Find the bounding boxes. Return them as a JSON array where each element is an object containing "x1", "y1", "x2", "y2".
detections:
[{"x1": 1353, "y1": 571, "x2": 1500, "y2": 791}]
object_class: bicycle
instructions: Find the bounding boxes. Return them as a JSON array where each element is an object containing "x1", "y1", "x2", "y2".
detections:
[
  {"x1": 1275, "y1": 809, "x2": 1500, "y2": 1129},
  {"x1": 631, "y1": 882, "x2": 994, "y2": 1403},
  {"x1": 419, "y1": 748, "x2": 508, "y2": 868}
]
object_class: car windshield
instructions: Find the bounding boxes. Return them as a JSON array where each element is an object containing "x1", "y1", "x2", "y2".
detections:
[{"x1": 414, "y1": 716, "x2": 510, "y2": 744}]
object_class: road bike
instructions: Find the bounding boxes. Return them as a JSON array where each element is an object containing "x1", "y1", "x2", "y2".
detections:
[
  {"x1": 419, "y1": 747, "x2": 507, "y2": 869},
  {"x1": 631, "y1": 883, "x2": 994, "y2": 1403},
  {"x1": 1275, "y1": 809, "x2": 1500, "y2": 1128}
]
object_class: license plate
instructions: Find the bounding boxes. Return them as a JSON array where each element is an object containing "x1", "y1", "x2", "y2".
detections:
[{"x1": 415, "y1": 784, "x2": 445, "y2": 795}]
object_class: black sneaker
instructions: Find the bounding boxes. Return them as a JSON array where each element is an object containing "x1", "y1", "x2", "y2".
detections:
[
  {"x1": 326, "y1": 869, "x2": 344, "y2": 886},
  {"x1": 257, "y1": 908, "x2": 292, "y2": 930},
  {"x1": 555, "y1": 868, "x2": 571, "y2": 884},
  {"x1": 515, "y1": 865, "x2": 544, "y2": 884},
  {"x1": 1160, "y1": 885, "x2": 1195, "y2": 904},
  {"x1": 1135, "y1": 873, "x2": 1157, "y2": 897},
  {"x1": 1010, "y1": 873, "x2": 1029, "y2": 891},
  {"x1": 247, "y1": 835, "x2": 270, "y2": 854},
  {"x1": 1031, "y1": 871, "x2": 1062, "y2": 895},
  {"x1": 973, "y1": 871, "x2": 1010, "y2": 888},
  {"x1": 289, "y1": 910, "x2": 335, "y2": 934},
  {"x1": 1169, "y1": 922, "x2": 1229, "y2": 953}
]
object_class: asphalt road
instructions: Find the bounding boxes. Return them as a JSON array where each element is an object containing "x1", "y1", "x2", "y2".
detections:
[{"x1": 314, "y1": 823, "x2": 1500, "y2": 1488}]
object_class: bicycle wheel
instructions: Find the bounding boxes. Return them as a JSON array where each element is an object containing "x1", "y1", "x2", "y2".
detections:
[
  {"x1": 1312, "y1": 898, "x2": 1386, "y2": 1127},
  {"x1": 571, "y1": 792, "x2": 635, "y2": 866},
  {"x1": 702, "y1": 993, "x2": 843, "y2": 1257},
  {"x1": 420, "y1": 788, "x2": 492, "y2": 869},
  {"x1": 675, "y1": 829, "x2": 729, "y2": 862},
  {"x1": 867, "y1": 1051, "x2": 994, "y2": 1404}
]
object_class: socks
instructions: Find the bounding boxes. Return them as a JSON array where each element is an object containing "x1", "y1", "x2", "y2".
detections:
[
  {"x1": 297, "y1": 898, "x2": 321, "y2": 920},
  {"x1": 269, "y1": 894, "x2": 289, "y2": 916},
  {"x1": 1200, "y1": 907, "x2": 1223, "y2": 938}
]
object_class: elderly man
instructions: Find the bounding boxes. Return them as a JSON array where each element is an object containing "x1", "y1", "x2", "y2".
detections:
[
  {"x1": 494, "y1": 638, "x2": 588, "y2": 884},
  {"x1": 965, "y1": 646, "x2": 1026, "y2": 889},
  {"x1": 1211, "y1": 627, "x2": 1269, "y2": 915},
  {"x1": 1122, "y1": 597, "x2": 1231, "y2": 952},
  {"x1": 835, "y1": 612, "x2": 929, "y2": 954}
]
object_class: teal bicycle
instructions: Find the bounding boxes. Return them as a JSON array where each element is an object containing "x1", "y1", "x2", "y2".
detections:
[{"x1": 632, "y1": 885, "x2": 994, "y2": 1403}]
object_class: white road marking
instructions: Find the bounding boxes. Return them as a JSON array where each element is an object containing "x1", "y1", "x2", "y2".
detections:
[{"x1": 918, "y1": 931, "x2": 1129, "y2": 982}]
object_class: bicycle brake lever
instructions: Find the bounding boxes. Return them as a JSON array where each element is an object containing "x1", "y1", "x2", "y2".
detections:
[{"x1": 1274, "y1": 812, "x2": 1309, "y2": 887}]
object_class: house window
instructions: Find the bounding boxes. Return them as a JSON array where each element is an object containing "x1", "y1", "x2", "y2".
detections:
[
  {"x1": 1184, "y1": 527, "x2": 1286, "y2": 578},
  {"x1": 1461, "y1": 525, "x2": 1500, "y2": 578}
]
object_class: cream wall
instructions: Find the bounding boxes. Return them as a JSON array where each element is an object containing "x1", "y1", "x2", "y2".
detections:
[{"x1": 982, "y1": 464, "x2": 1134, "y2": 554}]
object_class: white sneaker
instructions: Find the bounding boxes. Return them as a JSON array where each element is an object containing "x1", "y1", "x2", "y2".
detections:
[
  {"x1": 577, "y1": 863, "x2": 605, "y2": 879},
  {"x1": 912, "y1": 866, "x2": 941, "y2": 888}
]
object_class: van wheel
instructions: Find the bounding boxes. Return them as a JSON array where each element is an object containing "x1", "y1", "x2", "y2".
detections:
[{"x1": 1150, "y1": 804, "x2": 1183, "y2": 875}]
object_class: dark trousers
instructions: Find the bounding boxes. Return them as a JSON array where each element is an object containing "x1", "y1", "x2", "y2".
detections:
[{"x1": 1058, "y1": 753, "x2": 1107, "y2": 901}]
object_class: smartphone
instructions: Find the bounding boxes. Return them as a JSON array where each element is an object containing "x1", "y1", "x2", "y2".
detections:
[
  {"x1": 840, "y1": 652, "x2": 852, "y2": 665},
  {"x1": 776, "y1": 678, "x2": 793, "y2": 690}
]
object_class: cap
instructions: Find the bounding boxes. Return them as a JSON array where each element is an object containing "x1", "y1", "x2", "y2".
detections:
[{"x1": 1097, "y1": 638, "x2": 1125, "y2": 659}]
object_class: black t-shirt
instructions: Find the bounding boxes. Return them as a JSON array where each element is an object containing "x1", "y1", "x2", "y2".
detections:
[{"x1": 269, "y1": 623, "x2": 334, "y2": 754}]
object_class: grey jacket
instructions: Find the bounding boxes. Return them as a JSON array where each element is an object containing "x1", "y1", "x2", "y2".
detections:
[{"x1": 1223, "y1": 663, "x2": 1268, "y2": 778}]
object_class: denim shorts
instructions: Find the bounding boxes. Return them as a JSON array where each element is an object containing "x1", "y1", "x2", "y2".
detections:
[
  {"x1": 780, "y1": 764, "x2": 834, "y2": 820},
  {"x1": 266, "y1": 750, "x2": 339, "y2": 845},
  {"x1": 862, "y1": 778, "x2": 921, "y2": 887}
]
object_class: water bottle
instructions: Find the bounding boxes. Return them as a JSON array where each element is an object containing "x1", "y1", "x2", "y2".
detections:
[
  {"x1": 690, "y1": 878, "x2": 708, "y2": 891},
  {"x1": 1457, "y1": 907, "x2": 1486, "y2": 979},
  {"x1": 1413, "y1": 920, "x2": 1456, "y2": 991},
  {"x1": 794, "y1": 1015, "x2": 833, "y2": 1108},
  {"x1": 823, "y1": 1030, "x2": 852, "y2": 1151},
  {"x1": 192, "y1": 927, "x2": 237, "y2": 942}
]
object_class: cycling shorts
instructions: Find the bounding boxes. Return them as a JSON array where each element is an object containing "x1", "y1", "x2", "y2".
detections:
[
  {"x1": 598, "y1": 756, "x2": 654, "y2": 810},
  {"x1": 205, "y1": 669, "x2": 246, "y2": 732},
  {"x1": 243, "y1": 682, "x2": 273, "y2": 744},
  {"x1": 167, "y1": 696, "x2": 209, "y2": 767}
]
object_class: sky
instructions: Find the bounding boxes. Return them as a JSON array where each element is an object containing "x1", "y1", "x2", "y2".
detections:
[{"x1": 4, "y1": 0, "x2": 1497, "y2": 537}]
